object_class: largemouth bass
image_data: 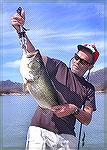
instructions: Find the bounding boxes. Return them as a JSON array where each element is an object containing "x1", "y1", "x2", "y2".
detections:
[{"x1": 20, "y1": 50, "x2": 62, "y2": 109}]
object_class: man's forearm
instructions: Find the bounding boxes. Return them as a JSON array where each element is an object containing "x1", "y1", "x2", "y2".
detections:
[
  {"x1": 18, "y1": 33, "x2": 36, "y2": 53},
  {"x1": 74, "y1": 109, "x2": 92, "y2": 125},
  {"x1": 25, "y1": 34, "x2": 36, "y2": 53}
]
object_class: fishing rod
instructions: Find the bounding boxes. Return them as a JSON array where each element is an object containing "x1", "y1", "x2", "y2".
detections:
[
  {"x1": 77, "y1": 69, "x2": 91, "y2": 150},
  {"x1": 69, "y1": 59, "x2": 91, "y2": 150}
]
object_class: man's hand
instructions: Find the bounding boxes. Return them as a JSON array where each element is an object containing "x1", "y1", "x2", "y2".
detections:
[
  {"x1": 11, "y1": 9, "x2": 25, "y2": 33},
  {"x1": 51, "y1": 104, "x2": 77, "y2": 118}
]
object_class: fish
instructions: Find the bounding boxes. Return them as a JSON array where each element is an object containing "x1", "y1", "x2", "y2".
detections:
[{"x1": 20, "y1": 50, "x2": 62, "y2": 110}]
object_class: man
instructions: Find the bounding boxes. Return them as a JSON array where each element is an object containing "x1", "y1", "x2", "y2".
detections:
[{"x1": 11, "y1": 9, "x2": 99, "y2": 150}]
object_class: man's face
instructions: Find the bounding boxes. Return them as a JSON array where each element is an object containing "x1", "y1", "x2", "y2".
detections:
[{"x1": 71, "y1": 49, "x2": 93, "y2": 77}]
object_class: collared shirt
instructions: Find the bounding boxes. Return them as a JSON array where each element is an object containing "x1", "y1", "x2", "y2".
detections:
[{"x1": 31, "y1": 57, "x2": 96, "y2": 136}]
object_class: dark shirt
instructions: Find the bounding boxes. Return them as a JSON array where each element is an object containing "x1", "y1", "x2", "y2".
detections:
[{"x1": 31, "y1": 57, "x2": 96, "y2": 136}]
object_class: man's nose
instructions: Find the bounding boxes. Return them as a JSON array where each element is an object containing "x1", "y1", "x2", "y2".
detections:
[{"x1": 75, "y1": 59, "x2": 80, "y2": 64}]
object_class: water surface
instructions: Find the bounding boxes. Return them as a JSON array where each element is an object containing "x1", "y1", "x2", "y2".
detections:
[{"x1": 0, "y1": 93, "x2": 106, "y2": 150}]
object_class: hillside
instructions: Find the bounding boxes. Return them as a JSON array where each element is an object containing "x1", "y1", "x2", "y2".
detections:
[
  {"x1": 89, "y1": 67, "x2": 107, "y2": 92},
  {"x1": 0, "y1": 80, "x2": 24, "y2": 95},
  {"x1": 0, "y1": 67, "x2": 107, "y2": 95}
]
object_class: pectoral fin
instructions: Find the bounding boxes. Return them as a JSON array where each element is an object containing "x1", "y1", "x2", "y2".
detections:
[{"x1": 23, "y1": 78, "x2": 34, "y2": 93}]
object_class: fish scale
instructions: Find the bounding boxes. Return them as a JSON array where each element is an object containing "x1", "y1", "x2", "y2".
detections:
[{"x1": 20, "y1": 50, "x2": 60, "y2": 109}]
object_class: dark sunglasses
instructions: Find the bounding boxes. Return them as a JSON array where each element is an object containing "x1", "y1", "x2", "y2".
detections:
[{"x1": 74, "y1": 53, "x2": 92, "y2": 65}]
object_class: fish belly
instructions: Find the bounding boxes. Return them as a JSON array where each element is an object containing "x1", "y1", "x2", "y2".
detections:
[{"x1": 20, "y1": 51, "x2": 59, "y2": 109}]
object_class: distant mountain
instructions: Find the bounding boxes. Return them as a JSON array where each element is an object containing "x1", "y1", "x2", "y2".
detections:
[
  {"x1": 0, "y1": 68, "x2": 107, "y2": 95},
  {"x1": 0, "y1": 80, "x2": 24, "y2": 95},
  {"x1": 89, "y1": 67, "x2": 107, "y2": 92}
]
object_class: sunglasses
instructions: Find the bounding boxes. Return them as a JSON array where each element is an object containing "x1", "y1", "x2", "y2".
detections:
[{"x1": 74, "y1": 53, "x2": 92, "y2": 65}]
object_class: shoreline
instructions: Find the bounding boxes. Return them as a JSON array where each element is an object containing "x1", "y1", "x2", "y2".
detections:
[
  {"x1": 0, "y1": 91, "x2": 107, "y2": 96},
  {"x1": 0, "y1": 93, "x2": 29, "y2": 96}
]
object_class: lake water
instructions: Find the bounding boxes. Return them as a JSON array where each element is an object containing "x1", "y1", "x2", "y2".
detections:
[{"x1": 0, "y1": 93, "x2": 107, "y2": 150}]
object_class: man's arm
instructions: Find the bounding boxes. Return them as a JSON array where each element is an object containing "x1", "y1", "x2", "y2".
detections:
[
  {"x1": 11, "y1": 9, "x2": 36, "y2": 53},
  {"x1": 74, "y1": 103, "x2": 93, "y2": 125},
  {"x1": 52, "y1": 101, "x2": 93, "y2": 125},
  {"x1": 11, "y1": 9, "x2": 48, "y2": 64}
]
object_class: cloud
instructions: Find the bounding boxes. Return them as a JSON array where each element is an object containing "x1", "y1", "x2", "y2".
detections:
[
  {"x1": 1, "y1": 3, "x2": 105, "y2": 83},
  {"x1": 43, "y1": 31, "x2": 104, "y2": 39},
  {"x1": 3, "y1": 59, "x2": 21, "y2": 68},
  {"x1": 28, "y1": 27, "x2": 104, "y2": 40}
]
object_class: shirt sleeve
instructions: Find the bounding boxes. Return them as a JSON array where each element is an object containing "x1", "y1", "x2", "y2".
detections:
[
  {"x1": 86, "y1": 84, "x2": 96, "y2": 111},
  {"x1": 46, "y1": 57, "x2": 62, "y2": 77}
]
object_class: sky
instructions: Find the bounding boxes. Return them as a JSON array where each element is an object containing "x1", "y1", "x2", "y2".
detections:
[{"x1": 0, "y1": 1, "x2": 106, "y2": 83}]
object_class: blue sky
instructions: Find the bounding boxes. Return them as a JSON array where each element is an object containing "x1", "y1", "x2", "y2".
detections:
[{"x1": 1, "y1": 2, "x2": 106, "y2": 83}]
